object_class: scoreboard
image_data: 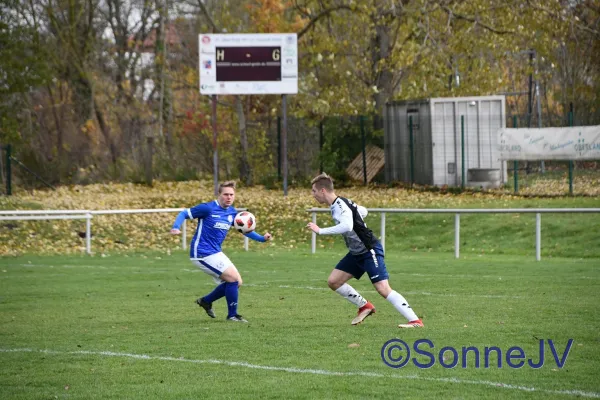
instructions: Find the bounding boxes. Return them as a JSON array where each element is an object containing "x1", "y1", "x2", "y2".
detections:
[
  {"x1": 199, "y1": 34, "x2": 298, "y2": 95},
  {"x1": 215, "y1": 47, "x2": 281, "y2": 82}
]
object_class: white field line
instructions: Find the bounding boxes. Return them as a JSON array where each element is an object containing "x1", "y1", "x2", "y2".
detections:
[{"x1": 0, "y1": 348, "x2": 598, "y2": 399}]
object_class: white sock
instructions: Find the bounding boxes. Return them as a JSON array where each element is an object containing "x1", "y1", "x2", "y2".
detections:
[
  {"x1": 386, "y1": 290, "x2": 419, "y2": 321},
  {"x1": 335, "y1": 283, "x2": 368, "y2": 307}
]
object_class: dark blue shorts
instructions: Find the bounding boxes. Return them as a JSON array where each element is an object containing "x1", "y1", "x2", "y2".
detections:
[{"x1": 335, "y1": 243, "x2": 389, "y2": 284}]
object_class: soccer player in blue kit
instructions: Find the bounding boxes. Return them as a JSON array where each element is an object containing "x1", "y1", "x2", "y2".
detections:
[
  {"x1": 306, "y1": 173, "x2": 423, "y2": 328},
  {"x1": 170, "y1": 181, "x2": 272, "y2": 323}
]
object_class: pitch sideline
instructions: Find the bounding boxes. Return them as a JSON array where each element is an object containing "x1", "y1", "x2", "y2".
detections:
[{"x1": 1, "y1": 347, "x2": 598, "y2": 398}]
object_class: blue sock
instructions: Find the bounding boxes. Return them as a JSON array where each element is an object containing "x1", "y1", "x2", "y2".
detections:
[
  {"x1": 203, "y1": 282, "x2": 226, "y2": 304},
  {"x1": 225, "y1": 282, "x2": 239, "y2": 318}
]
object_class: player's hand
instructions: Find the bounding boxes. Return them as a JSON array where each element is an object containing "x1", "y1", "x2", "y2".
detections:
[
  {"x1": 306, "y1": 222, "x2": 320, "y2": 234},
  {"x1": 170, "y1": 228, "x2": 181, "y2": 235},
  {"x1": 263, "y1": 232, "x2": 273, "y2": 241}
]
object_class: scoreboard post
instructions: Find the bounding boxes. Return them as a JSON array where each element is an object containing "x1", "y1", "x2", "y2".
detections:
[{"x1": 199, "y1": 33, "x2": 298, "y2": 196}]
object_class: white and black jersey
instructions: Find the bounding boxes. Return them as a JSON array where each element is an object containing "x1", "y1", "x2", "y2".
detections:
[{"x1": 319, "y1": 196, "x2": 378, "y2": 255}]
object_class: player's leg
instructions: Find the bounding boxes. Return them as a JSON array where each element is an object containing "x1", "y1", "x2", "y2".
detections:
[
  {"x1": 192, "y1": 253, "x2": 246, "y2": 322},
  {"x1": 219, "y1": 264, "x2": 247, "y2": 322},
  {"x1": 331, "y1": 254, "x2": 376, "y2": 325},
  {"x1": 191, "y1": 259, "x2": 223, "y2": 318},
  {"x1": 372, "y1": 279, "x2": 422, "y2": 327},
  {"x1": 329, "y1": 257, "x2": 367, "y2": 306},
  {"x1": 364, "y1": 246, "x2": 423, "y2": 328},
  {"x1": 219, "y1": 264, "x2": 242, "y2": 286}
]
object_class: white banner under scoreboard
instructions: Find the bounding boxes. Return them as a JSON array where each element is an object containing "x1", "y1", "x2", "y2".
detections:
[{"x1": 498, "y1": 126, "x2": 600, "y2": 160}]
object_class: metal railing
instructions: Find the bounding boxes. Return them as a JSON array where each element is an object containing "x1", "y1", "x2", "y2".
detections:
[
  {"x1": 3, "y1": 207, "x2": 598, "y2": 260},
  {"x1": 0, "y1": 208, "x2": 249, "y2": 254},
  {"x1": 307, "y1": 208, "x2": 600, "y2": 261}
]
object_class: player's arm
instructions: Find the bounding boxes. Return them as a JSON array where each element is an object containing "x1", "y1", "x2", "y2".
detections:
[
  {"x1": 312, "y1": 202, "x2": 353, "y2": 235},
  {"x1": 244, "y1": 231, "x2": 272, "y2": 242},
  {"x1": 170, "y1": 204, "x2": 211, "y2": 234}
]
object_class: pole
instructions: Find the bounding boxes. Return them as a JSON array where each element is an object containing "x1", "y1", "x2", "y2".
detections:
[
  {"x1": 568, "y1": 106, "x2": 574, "y2": 196},
  {"x1": 319, "y1": 120, "x2": 324, "y2": 173},
  {"x1": 409, "y1": 116, "x2": 414, "y2": 187},
  {"x1": 282, "y1": 94, "x2": 288, "y2": 196},
  {"x1": 157, "y1": 0, "x2": 166, "y2": 139},
  {"x1": 212, "y1": 95, "x2": 218, "y2": 197},
  {"x1": 360, "y1": 116, "x2": 367, "y2": 185},
  {"x1": 526, "y1": 50, "x2": 534, "y2": 175},
  {"x1": 145, "y1": 136, "x2": 154, "y2": 186},
  {"x1": 277, "y1": 116, "x2": 281, "y2": 180},
  {"x1": 534, "y1": 50, "x2": 545, "y2": 174},
  {"x1": 5, "y1": 145, "x2": 11, "y2": 196},
  {"x1": 513, "y1": 116, "x2": 518, "y2": 193},
  {"x1": 527, "y1": 51, "x2": 534, "y2": 128},
  {"x1": 461, "y1": 115, "x2": 465, "y2": 189}
]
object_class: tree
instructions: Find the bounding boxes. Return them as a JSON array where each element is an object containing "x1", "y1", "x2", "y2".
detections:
[{"x1": 0, "y1": 2, "x2": 51, "y2": 145}]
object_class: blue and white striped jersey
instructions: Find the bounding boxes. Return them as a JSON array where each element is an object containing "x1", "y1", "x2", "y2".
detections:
[{"x1": 185, "y1": 200, "x2": 238, "y2": 259}]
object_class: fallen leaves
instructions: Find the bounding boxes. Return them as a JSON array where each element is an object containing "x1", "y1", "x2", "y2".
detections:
[{"x1": 1, "y1": 179, "x2": 599, "y2": 255}]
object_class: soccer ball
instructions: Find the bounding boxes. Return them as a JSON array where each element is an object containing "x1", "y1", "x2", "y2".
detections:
[{"x1": 234, "y1": 211, "x2": 256, "y2": 234}]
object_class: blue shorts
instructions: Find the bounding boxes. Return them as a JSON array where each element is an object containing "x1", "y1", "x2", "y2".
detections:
[{"x1": 335, "y1": 243, "x2": 389, "y2": 284}]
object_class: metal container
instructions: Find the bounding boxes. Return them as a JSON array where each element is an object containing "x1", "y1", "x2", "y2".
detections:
[{"x1": 384, "y1": 96, "x2": 507, "y2": 187}]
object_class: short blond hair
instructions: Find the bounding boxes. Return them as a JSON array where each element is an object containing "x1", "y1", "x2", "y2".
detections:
[
  {"x1": 311, "y1": 173, "x2": 334, "y2": 192},
  {"x1": 218, "y1": 180, "x2": 236, "y2": 193}
]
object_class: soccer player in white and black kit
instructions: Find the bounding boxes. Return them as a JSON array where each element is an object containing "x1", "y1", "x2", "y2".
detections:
[
  {"x1": 170, "y1": 181, "x2": 272, "y2": 323},
  {"x1": 307, "y1": 173, "x2": 423, "y2": 328}
]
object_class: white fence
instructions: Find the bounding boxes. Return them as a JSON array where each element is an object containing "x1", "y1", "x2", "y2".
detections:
[
  {"x1": 2, "y1": 207, "x2": 599, "y2": 260},
  {"x1": 0, "y1": 208, "x2": 249, "y2": 254},
  {"x1": 307, "y1": 208, "x2": 600, "y2": 261}
]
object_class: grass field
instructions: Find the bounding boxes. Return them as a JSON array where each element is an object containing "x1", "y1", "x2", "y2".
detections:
[{"x1": 1, "y1": 249, "x2": 599, "y2": 399}]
